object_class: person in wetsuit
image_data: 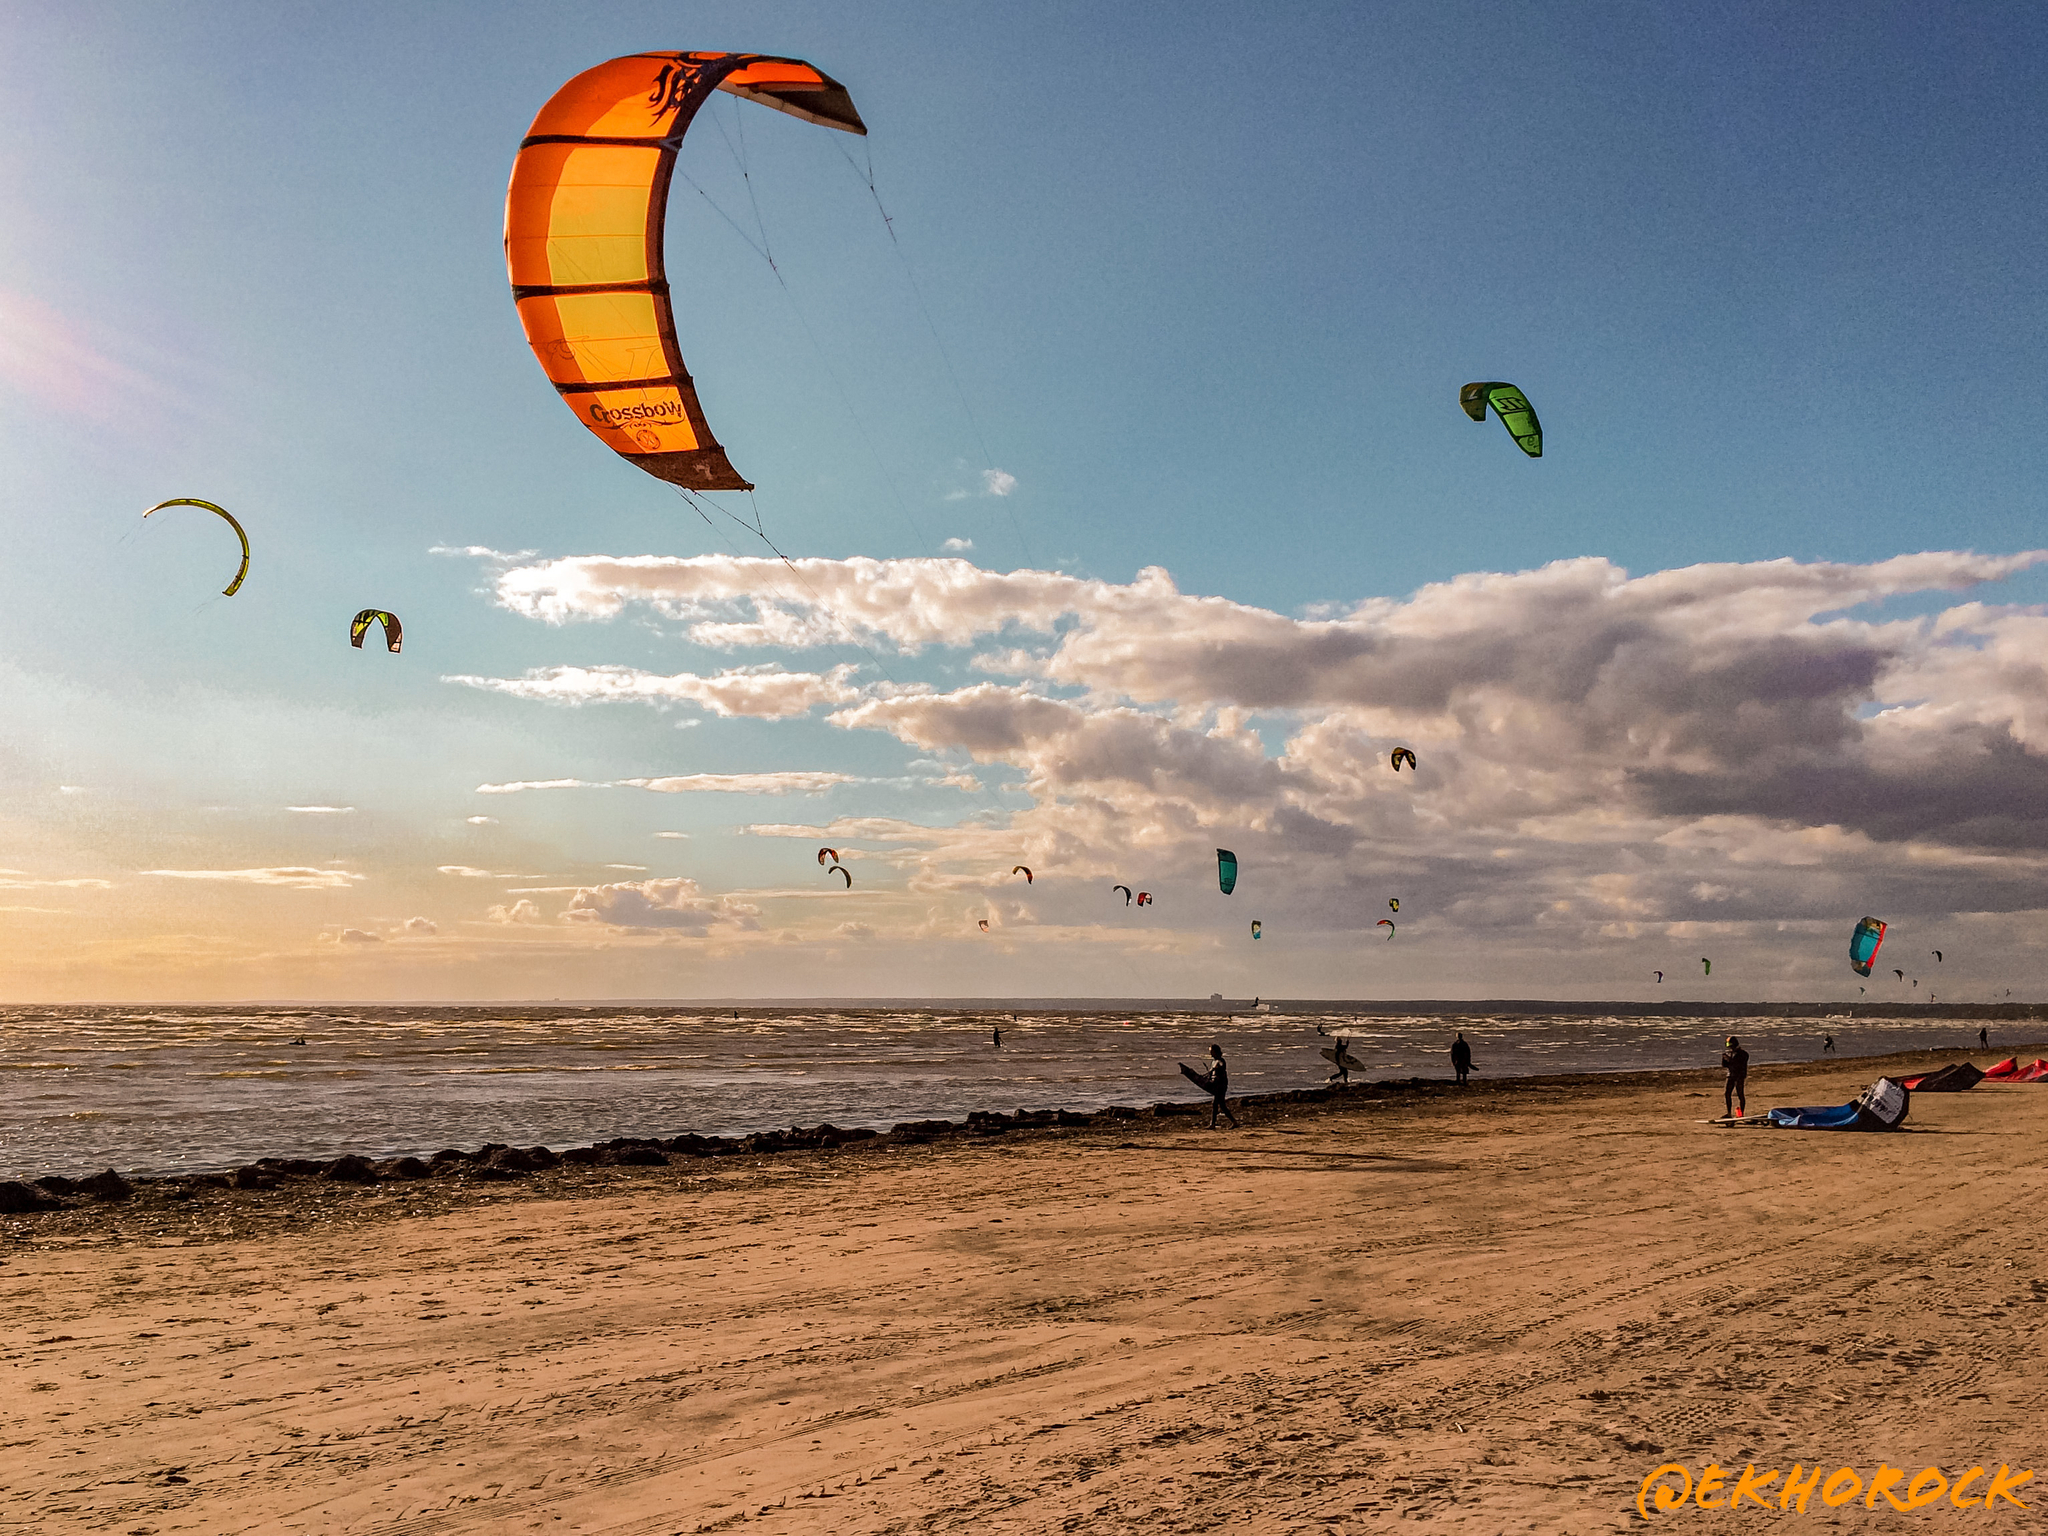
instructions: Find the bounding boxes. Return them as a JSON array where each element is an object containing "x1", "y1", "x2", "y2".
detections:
[
  {"x1": 1721, "y1": 1035, "x2": 1749, "y2": 1119},
  {"x1": 1979, "y1": 1026, "x2": 1989, "y2": 1049},
  {"x1": 1451, "y1": 1032, "x2": 1474, "y2": 1086},
  {"x1": 1823, "y1": 1032, "x2": 1836, "y2": 1053},
  {"x1": 1201, "y1": 1043, "x2": 1238, "y2": 1128}
]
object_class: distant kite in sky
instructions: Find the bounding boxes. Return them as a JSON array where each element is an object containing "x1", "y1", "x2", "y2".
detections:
[
  {"x1": 1388, "y1": 898, "x2": 1400, "y2": 913},
  {"x1": 1849, "y1": 917, "x2": 1887, "y2": 977},
  {"x1": 1459, "y1": 382, "x2": 1542, "y2": 457},
  {"x1": 978, "y1": 919, "x2": 989, "y2": 932},
  {"x1": 1113, "y1": 885, "x2": 1133, "y2": 905},
  {"x1": 1390, "y1": 747, "x2": 1417, "y2": 772},
  {"x1": 145, "y1": 498, "x2": 249, "y2": 597},
  {"x1": 818, "y1": 847, "x2": 840, "y2": 866},
  {"x1": 1251, "y1": 921, "x2": 1262, "y2": 940},
  {"x1": 1377, "y1": 919, "x2": 1395, "y2": 939},
  {"x1": 1701, "y1": 958, "x2": 1712, "y2": 976},
  {"x1": 349, "y1": 610, "x2": 403, "y2": 653},
  {"x1": 1932, "y1": 950, "x2": 1943, "y2": 962},
  {"x1": 1012, "y1": 865, "x2": 1033, "y2": 884},
  {"x1": 831, "y1": 865, "x2": 851, "y2": 888},
  {"x1": 1136, "y1": 892, "x2": 1153, "y2": 906},
  {"x1": 1216, "y1": 850, "x2": 1238, "y2": 895},
  {"x1": 1653, "y1": 970, "x2": 1663, "y2": 983},
  {"x1": 506, "y1": 52, "x2": 866, "y2": 490}
]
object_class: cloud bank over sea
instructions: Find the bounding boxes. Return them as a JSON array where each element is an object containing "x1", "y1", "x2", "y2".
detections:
[{"x1": 409, "y1": 545, "x2": 2048, "y2": 995}]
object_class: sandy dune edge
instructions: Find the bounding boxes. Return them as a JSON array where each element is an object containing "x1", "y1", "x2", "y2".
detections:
[{"x1": 4, "y1": 1050, "x2": 2044, "y2": 1534}]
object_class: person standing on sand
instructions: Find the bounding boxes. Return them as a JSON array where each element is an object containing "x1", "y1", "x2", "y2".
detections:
[
  {"x1": 1980, "y1": 1026, "x2": 1989, "y2": 1049},
  {"x1": 1200, "y1": 1043, "x2": 1238, "y2": 1128},
  {"x1": 1451, "y1": 1032, "x2": 1474, "y2": 1086},
  {"x1": 1721, "y1": 1035, "x2": 1749, "y2": 1119}
]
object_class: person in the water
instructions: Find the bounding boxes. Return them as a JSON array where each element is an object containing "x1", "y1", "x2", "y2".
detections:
[
  {"x1": 1450, "y1": 1032, "x2": 1474, "y2": 1086},
  {"x1": 993, "y1": 1023, "x2": 1002, "y2": 1048},
  {"x1": 1823, "y1": 1032, "x2": 1836, "y2": 1053}
]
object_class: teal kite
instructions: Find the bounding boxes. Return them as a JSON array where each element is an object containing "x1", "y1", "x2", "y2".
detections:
[
  {"x1": 1849, "y1": 917, "x2": 1887, "y2": 977},
  {"x1": 1216, "y1": 849, "x2": 1238, "y2": 895},
  {"x1": 1250, "y1": 920, "x2": 1262, "y2": 940},
  {"x1": 1459, "y1": 382, "x2": 1542, "y2": 457}
]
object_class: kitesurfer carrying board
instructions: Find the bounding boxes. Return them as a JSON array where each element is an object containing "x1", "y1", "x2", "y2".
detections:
[
  {"x1": 1722, "y1": 1035, "x2": 1749, "y2": 1119},
  {"x1": 1451, "y1": 1033, "x2": 1474, "y2": 1086},
  {"x1": 1178, "y1": 1044, "x2": 1239, "y2": 1129}
]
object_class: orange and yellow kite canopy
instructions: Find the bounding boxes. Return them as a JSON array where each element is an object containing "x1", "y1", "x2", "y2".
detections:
[{"x1": 505, "y1": 53, "x2": 866, "y2": 491}]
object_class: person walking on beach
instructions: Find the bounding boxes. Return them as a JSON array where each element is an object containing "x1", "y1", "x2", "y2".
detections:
[
  {"x1": 1823, "y1": 1032, "x2": 1836, "y2": 1053},
  {"x1": 1192, "y1": 1043, "x2": 1238, "y2": 1129},
  {"x1": 992, "y1": 1023, "x2": 1002, "y2": 1048},
  {"x1": 1451, "y1": 1032, "x2": 1474, "y2": 1086},
  {"x1": 1979, "y1": 1026, "x2": 1989, "y2": 1049},
  {"x1": 1721, "y1": 1035, "x2": 1749, "y2": 1119}
]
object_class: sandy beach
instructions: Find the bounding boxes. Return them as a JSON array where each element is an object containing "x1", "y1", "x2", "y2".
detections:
[{"x1": 4, "y1": 1047, "x2": 2044, "y2": 1534}]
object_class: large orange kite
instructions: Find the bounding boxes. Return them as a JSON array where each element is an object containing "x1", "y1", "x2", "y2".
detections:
[{"x1": 505, "y1": 53, "x2": 866, "y2": 490}]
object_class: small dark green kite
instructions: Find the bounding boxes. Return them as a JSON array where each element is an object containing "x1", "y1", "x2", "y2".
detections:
[{"x1": 1460, "y1": 382, "x2": 1542, "y2": 457}]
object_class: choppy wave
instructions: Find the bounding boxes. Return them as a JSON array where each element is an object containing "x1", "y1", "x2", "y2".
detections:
[{"x1": 0, "y1": 1003, "x2": 2012, "y2": 1179}]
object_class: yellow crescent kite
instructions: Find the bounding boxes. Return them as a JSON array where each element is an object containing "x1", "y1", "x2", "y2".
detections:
[{"x1": 144, "y1": 499, "x2": 249, "y2": 596}]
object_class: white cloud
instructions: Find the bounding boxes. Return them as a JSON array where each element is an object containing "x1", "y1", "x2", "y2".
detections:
[
  {"x1": 399, "y1": 916, "x2": 439, "y2": 936},
  {"x1": 0, "y1": 874, "x2": 113, "y2": 890},
  {"x1": 438, "y1": 865, "x2": 518, "y2": 879},
  {"x1": 286, "y1": 805, "x2": 355, "y2": 816},
  {"x1": 338, "y1": 927, "x2": 381, "y2": 944},
  {"x1": 57, "y1": 785, "x2": 85, "y2": 795},
  {"x1": 445, "y1": 663, "x2": 860, "y2": 719},
  {"x1": 471, "y1": 545, "x2": 2048, "y2": 962},
  {"x1": 144, "y1": 867, "x2": 363, "y2": 890},
  {"x1": 466, "y1": 816, "x2": 499, "y2": 825},
  {"x1": 616, "y1": 772, "x2": 858, "y2": 796},
  {"x1": 474, "y1": 772, "x2": 856, "y2": 798},
  {"x1": 942, "y1": 537, "x2": 974, "y2": 552},
  {"x1": 487, "y1": 899, "x2": 542, "y2": 924},
  {"x1": 982, "y1": 468, "x2": 1017, "y2": 497},
  {"x1": 652, "y1": 831, "x2": 690, "y2": 839},
  {"x1": 605, "y1": 863, "x2": 648, "y2": 871},
  {"x1": 561, "y1": 877, "x2": 760, "y2": 933}
]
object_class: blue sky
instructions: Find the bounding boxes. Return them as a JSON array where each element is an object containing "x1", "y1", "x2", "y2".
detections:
[{"x1": 2, "y1": 2, "x2": 2045, "y2": 1000}]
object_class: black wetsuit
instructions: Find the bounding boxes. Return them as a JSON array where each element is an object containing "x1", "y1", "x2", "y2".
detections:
[
  {"x1": 1451, "y1": 1035, "x2": 1473, "y2": 1086},
  {"x1": 1206, "y1": 1057, "x2": 1238, "y2": 1128},
  {"x1": 1721, "y1": 1045, "x2": 1749, "y2": 1117}
]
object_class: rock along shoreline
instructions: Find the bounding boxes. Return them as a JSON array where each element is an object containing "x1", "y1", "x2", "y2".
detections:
[{"x1": 4, "y1": 1040, "x2": 2030, "y2": 1229}]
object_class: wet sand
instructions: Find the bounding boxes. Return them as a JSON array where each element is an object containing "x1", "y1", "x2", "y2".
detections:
[{"x1": 3, "y1": 1047, "x2": 2044, "y2": 1533}]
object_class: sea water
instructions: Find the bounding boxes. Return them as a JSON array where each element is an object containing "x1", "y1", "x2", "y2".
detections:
[{"x1": 0, "y1": 1003, "x2": 2012, "y2": 1179}]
